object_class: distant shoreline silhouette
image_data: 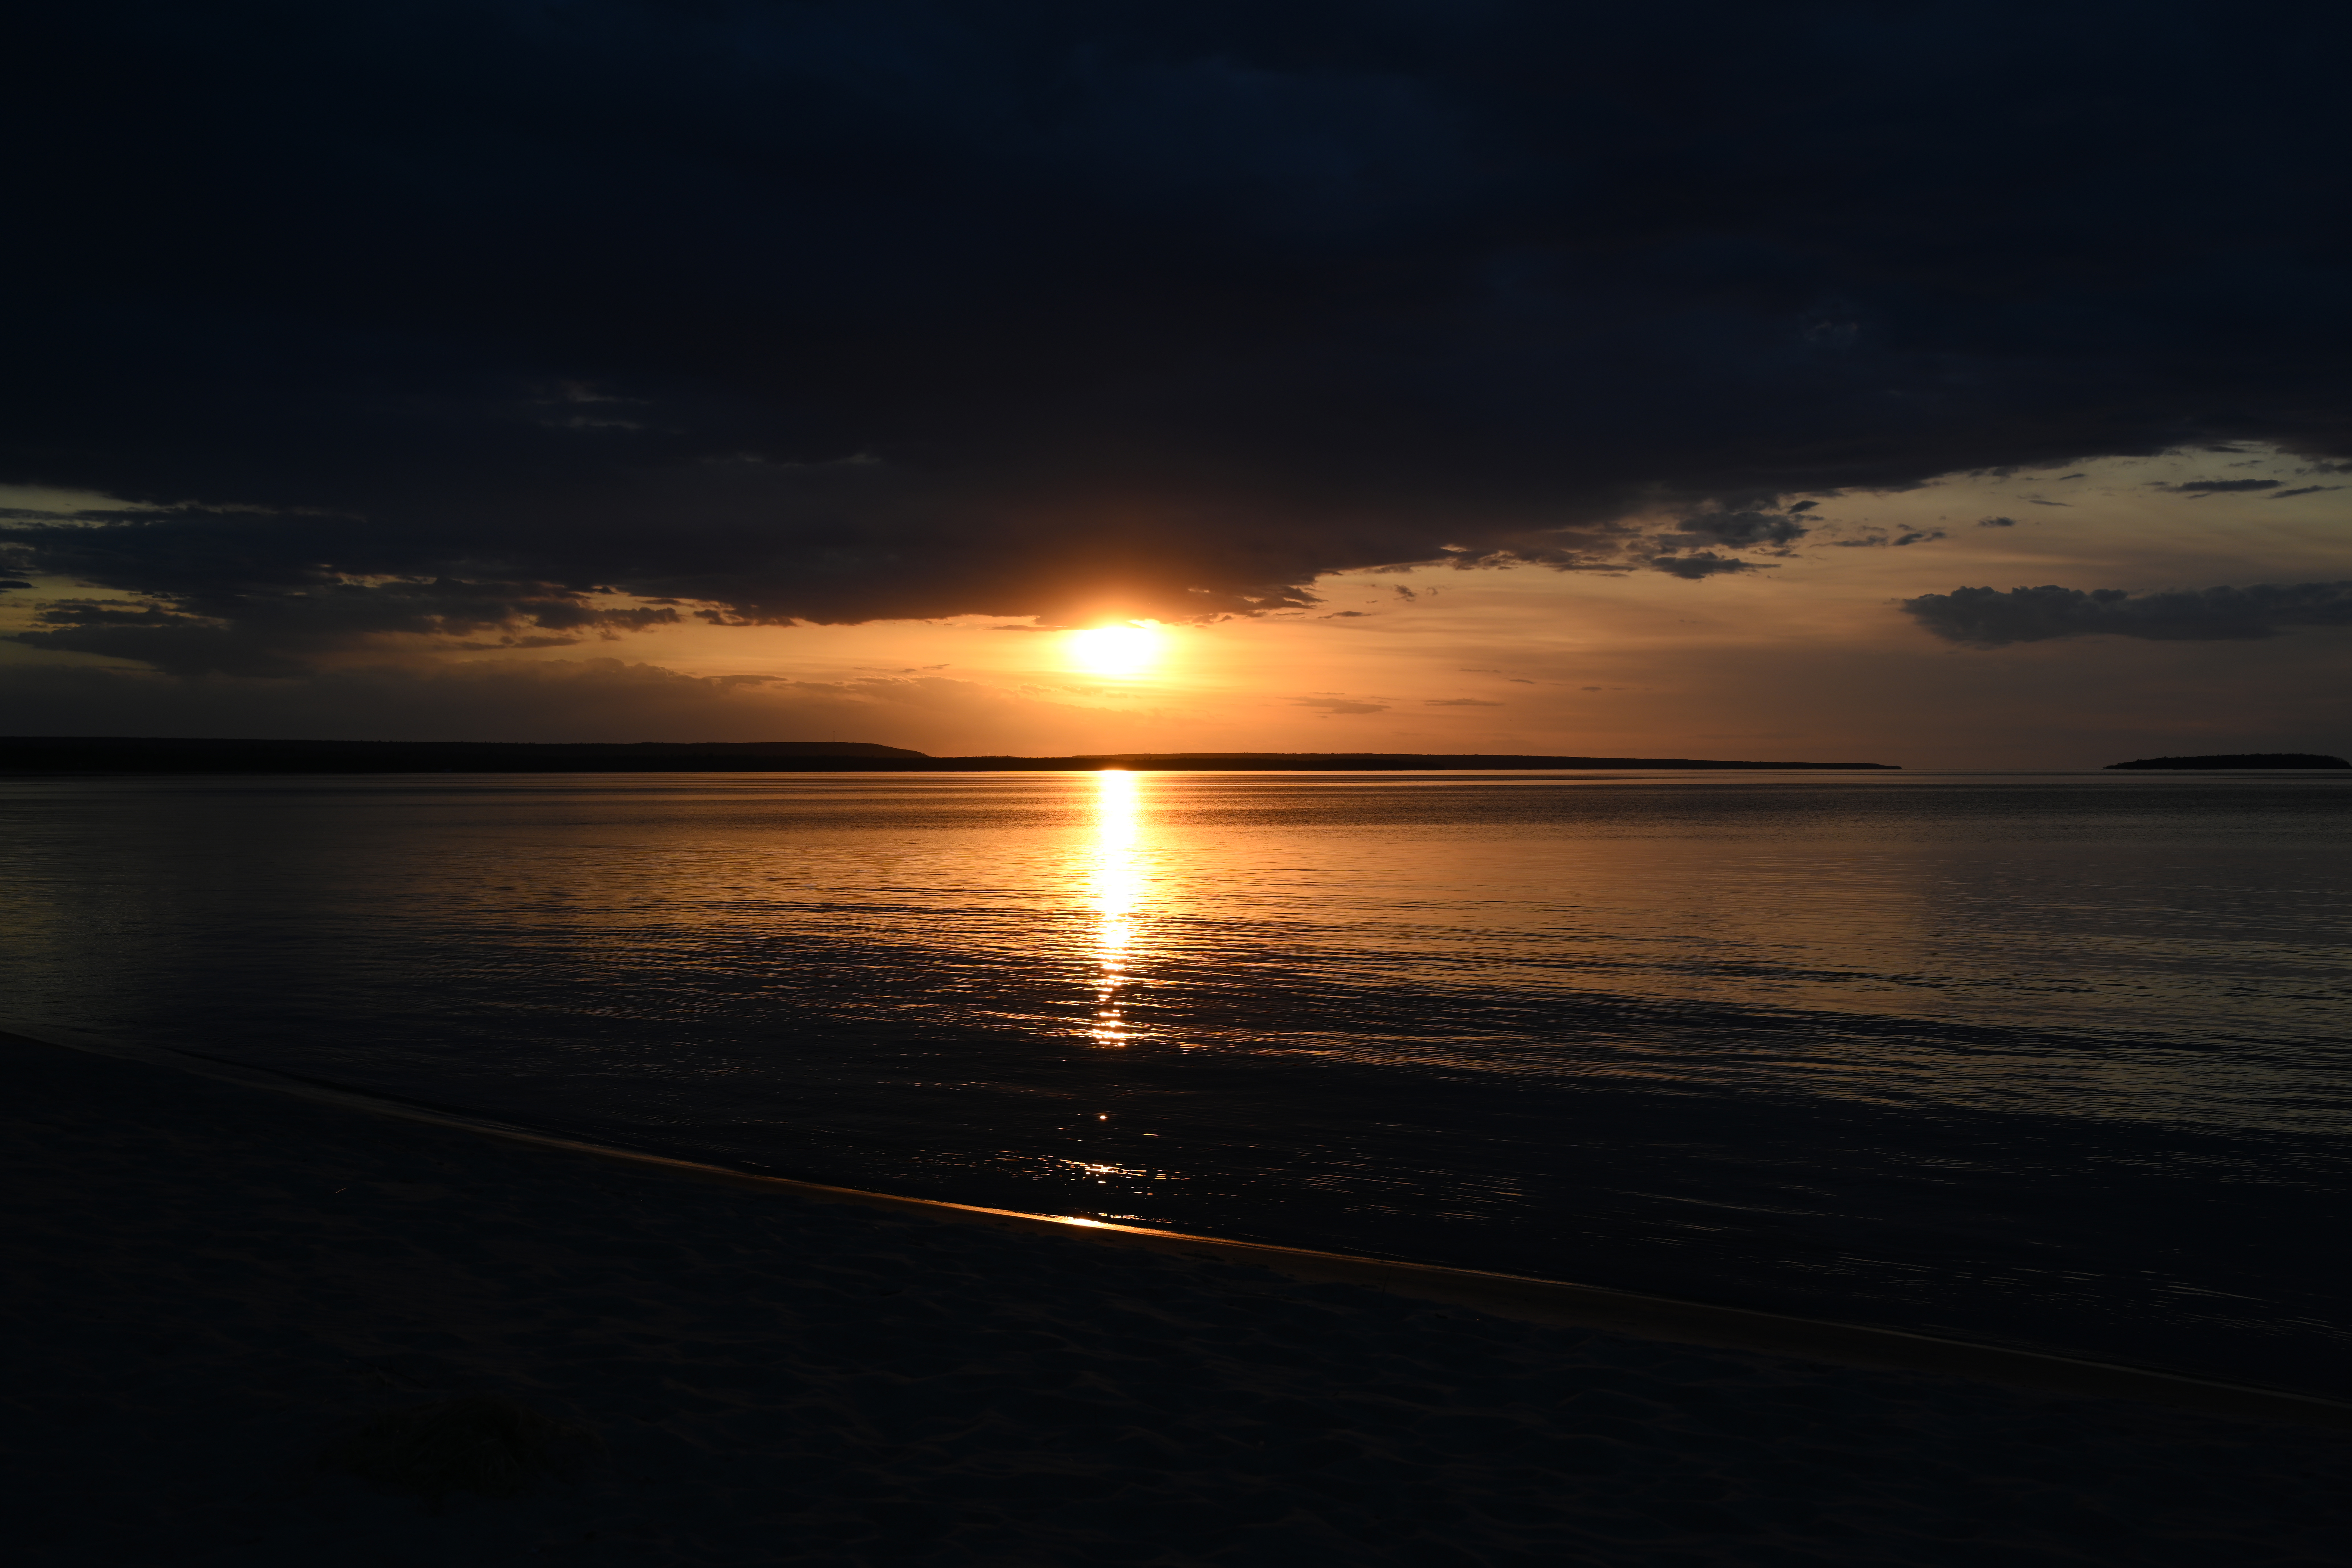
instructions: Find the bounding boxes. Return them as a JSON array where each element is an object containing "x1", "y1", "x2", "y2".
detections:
[
  {"x1": 0, "y1": 738, "x2": 1899, "y2": 774},
  {"x1": 2104, "y1": 753, "x2": 2349, "y2": 770}
]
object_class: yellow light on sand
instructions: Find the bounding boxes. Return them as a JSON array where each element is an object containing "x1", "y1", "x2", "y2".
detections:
[{"x1": 1067, "y1": 623, "x2": 1159, "y2": 677}]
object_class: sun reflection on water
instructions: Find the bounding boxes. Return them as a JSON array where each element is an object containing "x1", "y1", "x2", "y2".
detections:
[{"x1": 1088, "y1": 768, "x2": 1145, "y2": 1047}]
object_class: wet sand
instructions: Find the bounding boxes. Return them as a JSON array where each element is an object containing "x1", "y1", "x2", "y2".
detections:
[{"x1": 5, "y1": 1030, "x2": 2345, "y2": 1566}]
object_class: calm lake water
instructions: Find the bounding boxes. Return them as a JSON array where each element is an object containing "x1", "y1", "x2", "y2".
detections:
[{"x1": 5, "y1": 770, "x2": 2347, "y2": 1395}]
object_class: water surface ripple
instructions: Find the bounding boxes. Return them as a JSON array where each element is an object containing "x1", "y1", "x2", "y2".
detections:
[{"x1": 6, "y1": 770, "x2": 2346, "y2": 1394}]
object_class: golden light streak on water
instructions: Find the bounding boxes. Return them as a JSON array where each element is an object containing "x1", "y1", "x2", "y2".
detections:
[{"x1": 1088, "y1": 768, "x2": 1145, "y2": 1047}]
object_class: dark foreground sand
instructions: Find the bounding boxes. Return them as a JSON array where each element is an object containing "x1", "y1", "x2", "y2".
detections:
[{"x1": 5, "y1": 1032, "x2": 2345, "y2": 1567}]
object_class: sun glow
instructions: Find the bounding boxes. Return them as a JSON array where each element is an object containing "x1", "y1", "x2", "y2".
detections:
[{"x1": 1066, "y1": 623, "x2": 1160, "y2": 677}]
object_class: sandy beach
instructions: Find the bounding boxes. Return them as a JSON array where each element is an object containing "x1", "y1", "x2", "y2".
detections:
[{"x1": 6, "y1": 1030, "x2": 2345, "y2": 1567}]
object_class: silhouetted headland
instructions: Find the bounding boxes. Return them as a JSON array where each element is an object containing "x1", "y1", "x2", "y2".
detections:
[
  {"x1": 2103, "y1": 753, "x2": 2349, "y2": 770},
  {"x1": 0, "y1": 737, "x2": 1900, "y2": 774}
]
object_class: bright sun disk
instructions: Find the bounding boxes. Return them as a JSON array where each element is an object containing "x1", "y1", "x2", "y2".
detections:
[{"x1": 1067, "y1": 624, "x2": 1159, "y2": 676}]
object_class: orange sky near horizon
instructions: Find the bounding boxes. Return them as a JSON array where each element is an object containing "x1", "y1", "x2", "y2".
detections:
[{"x1": 3, "y1": 448, "x2": 2348, "y2": 769}]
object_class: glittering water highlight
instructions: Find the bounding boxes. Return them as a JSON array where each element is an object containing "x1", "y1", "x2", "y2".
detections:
[{"x1": 4, "y1": 768, "x2": 2346, "y2": 1394}]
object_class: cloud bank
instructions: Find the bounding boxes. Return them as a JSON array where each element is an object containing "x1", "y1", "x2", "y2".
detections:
[
  {"x1": 7, "y1": 2, "x2": 2351, "y2": 674},
  {"x1": 1903, "y1": 583, "x2": 2352, "y2": 647}
]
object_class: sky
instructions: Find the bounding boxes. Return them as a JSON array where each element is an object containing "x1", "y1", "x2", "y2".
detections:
[{"x1": 5, "y1": 2, "x2": 2348, "y2": 767}]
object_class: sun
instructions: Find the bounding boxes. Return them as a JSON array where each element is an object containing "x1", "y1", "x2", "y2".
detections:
[{"x1": 1067, "y1": 623, "x2": 1160, "y2": 677}]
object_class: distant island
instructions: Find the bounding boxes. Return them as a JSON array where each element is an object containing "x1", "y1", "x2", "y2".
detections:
[
  {"x1": 2104, "y1": 753, "x2": 2349, "y2": 770},
  {"x1": 0, "y1": 738, "x2": 1900, "y2": 774}
]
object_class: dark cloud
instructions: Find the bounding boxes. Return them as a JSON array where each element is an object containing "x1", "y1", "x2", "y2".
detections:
[
  {"x1": 2267, "y1": 486, "x2": 2344, "y2": 500},
  {"x1": 2160, "y1": 479, "x2": 2283, "y2": 494},
  {"x1": 7, "y1": 3, "x2": 2352, "y2": 673},
  {"x1": 1649, "y1": 552, "x2": 1771, "y2": 580},
  {"x1": 1978, "y1": 516, "x2": 2019, "y2": 528},
  {"x1": 1902, "y1": 581, "x2": 2352, "y2": 647},
  {"x1": 4, "y1": 509, "x2": 681, "y2": 675},
  {"x1": 1295, "y1": 697, "x2": 1387, "y2": 715},
  {"x1": 1649, "y1": 508, "x2": 1813, "y2": 558},
  {"x1": 1424, "y1": 698, "x2": 1501, "y2": 707}
]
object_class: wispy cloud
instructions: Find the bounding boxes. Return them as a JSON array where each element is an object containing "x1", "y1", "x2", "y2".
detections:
[
  {"x1": 2159, "y1": 479, "x2": 2282, "y2": 495},
  {"x1": 1832, "y1": 528, "x2": 1945, "y2": 548}
]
